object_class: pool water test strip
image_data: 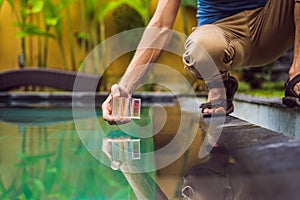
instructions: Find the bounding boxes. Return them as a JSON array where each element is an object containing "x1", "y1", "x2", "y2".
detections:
[
  {"x1": 112, "y1": 97, "x2": 141, "y2": 119},
  {"x1": 107, "y1": 138, "x2": 141, "y2": 162}
]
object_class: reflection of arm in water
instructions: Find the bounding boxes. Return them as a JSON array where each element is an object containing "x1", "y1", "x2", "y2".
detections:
[
  {"x1": 120, "y1": 164, "x2": 168, "y2": 200},
  {"x1": 102, "y1": 137, "x2": 168, "y2": 200}
]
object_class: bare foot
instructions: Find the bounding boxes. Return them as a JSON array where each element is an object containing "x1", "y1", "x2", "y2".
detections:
[{"x1": 202, "y1": 87, "x2": 226, "y2": 114}]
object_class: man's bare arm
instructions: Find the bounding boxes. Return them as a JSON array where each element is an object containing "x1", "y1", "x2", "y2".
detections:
[
  {"x1": 102, "y1": 0, "x2": 181, "y2": 123},
  {"x1": 118, "y1": 0, "x2": 181, "y2": 94}
]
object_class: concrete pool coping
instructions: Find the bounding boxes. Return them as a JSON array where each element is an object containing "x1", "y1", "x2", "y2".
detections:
[
  {"x1": 232, "y1": 93, "x2": 300, "y2": 138},
  {"x1": 0, "y1": 91, "x2": 207, "y2": 107},
  {"x1": 205, "y1": 115, "x2": 300, "y2": 199}
]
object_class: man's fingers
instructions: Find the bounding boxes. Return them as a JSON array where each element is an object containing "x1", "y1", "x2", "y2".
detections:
[
  {"x1": 116, "y1": 118, "x2": 131, "y2": 124},
  {"x1": 102, "y1": 85, "x2": 132, "y2": 125},
  {"x1": 108, "y1": 121, "x2": 117, "y2": 125},
  {"x1": 107, "y1": 118, "x2": 131, "y2": 125},
  {"x1": 102, "y1": 94, "x2": 115, "y2": 122}
]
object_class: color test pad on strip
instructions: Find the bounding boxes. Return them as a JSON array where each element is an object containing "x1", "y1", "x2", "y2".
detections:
[{"x1": 112, "y1": 97, "x2": 141, "y2": 119}]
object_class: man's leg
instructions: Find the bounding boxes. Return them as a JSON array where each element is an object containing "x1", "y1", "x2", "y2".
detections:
[
  {"x1": 183, "y1": 25, "x2": 236, "y2": 114},
  {"x1": 246, "y1": 0, "x2": 299, "y2": 99},
  {"x1": 289, "y1": 1, "x2": 300, "y2": 95},
  {"x1": 218, "y1": 0, "x2": 300, "y2": 104},
  {"x1": 183, "y1": 0, "x2": 300, "y2": 113}
]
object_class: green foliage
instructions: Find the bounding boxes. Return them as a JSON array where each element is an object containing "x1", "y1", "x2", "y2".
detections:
[
  {"x1": 15, "y1": 22, "x2": 54, "y2": 38},
  {"x1": 0, "y1": 0, "x2": 4, "y2": 9},
  {"x1": 23, "y1": 0, "x2": 44, "y2": 15},
  {"x1": 3, "y1": 0, "x2": 194, "y2": 90},
  {"x1": 112, "y1": 3, "x2": 145, "y2": 61},
  {"x1": 97, "y1": 1, "x2": 123, "y2": 21},
  {"x1": 239, "y1": 65, "x2": 273, "y2": 89},
  {"x1": 122, "y1": 0, "x2": 151, "y2": 24},
  {"x1": 181, "y1": 0, "x2": 197, "y2": 8},
  {"x1": 237, "y1": 81, "x2": 284, "y2": 97},
  {"x1": 113, "y1": 4, "x2": 145, "y2": 32}
]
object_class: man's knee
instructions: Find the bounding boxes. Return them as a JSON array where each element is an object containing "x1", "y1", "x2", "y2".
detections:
[{"x1": 183, "y1": 25, "x2": 234, "y2": 81}]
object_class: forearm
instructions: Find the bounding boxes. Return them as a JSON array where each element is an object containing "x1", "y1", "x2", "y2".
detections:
[
  {"x1": 118, "y1": 0, "x2": 181, "y2": 95},
  {"x1": 118, "y1": 28, "x2": 173, "y2": 94}
]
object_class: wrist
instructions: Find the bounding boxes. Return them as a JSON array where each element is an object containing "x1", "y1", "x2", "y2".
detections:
[
  {"x1": 111, "y1": 83, "x2": 132, "y2": 98},
  {"x1": 117, "y1": 82, "x2": 134, "y2": 96}
]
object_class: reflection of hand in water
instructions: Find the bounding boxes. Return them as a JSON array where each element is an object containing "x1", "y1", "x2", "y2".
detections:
[
  {"x1": 102, "y1": 137, "x2": 121, "y2": 170},
  {"x1": 182, "y1": 149, "x2": 256, "y2": 200},
  {"x1": 102, "y1": 134, "x2": 168, "y2": 200},
  {"x1": 102, "y1": 137, "x2": 141, "y2": 170}
]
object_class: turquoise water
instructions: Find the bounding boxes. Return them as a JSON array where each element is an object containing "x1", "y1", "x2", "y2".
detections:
[{"x1": 0, "y1": 107, "x2": 156, "y2": 200}]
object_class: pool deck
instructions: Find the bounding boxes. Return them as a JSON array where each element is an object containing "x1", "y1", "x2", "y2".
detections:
[
  {"x1": 232, "y1": 94, "x2": 300, "y2": 138},
  {"x1": 208, "y1": 115, "x2": 300, "y2": 200}
]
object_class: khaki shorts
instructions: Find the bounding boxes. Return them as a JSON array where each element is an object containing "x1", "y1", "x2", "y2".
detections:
[{"x1": 183, "y1": 0, "x2": 295, "y2": 81}]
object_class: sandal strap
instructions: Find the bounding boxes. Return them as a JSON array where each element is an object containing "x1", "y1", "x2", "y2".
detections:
[
  {"x1": 206, "y1": 76, "x2": 238, "y2": 100},
  {"x1": 287, "y1": 74, "x2": 300, "y2": 89},
  {"x1": 285, "y1": 74, "x2": 300, "y2": 98},
  {"x1": 226, "y1": 76, "x2": 238, "y2": 101},
  {"x1": 201, "y1": 76, "x2": 238, "y2": 115},
  {"x1": 199, "y1": 99, "x2": 227, "y2": 109}
]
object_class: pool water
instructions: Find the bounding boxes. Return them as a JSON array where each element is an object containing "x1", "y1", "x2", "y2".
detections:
[
  {"x1": 0, "y1": 103, "x2": 207, "y2": 200},
  {"x1": 2, "y1": 101, "x2": 300, "y2": 199},
  {"x1": 0, "y1": 107, "x2": 154, "y2": 200}
]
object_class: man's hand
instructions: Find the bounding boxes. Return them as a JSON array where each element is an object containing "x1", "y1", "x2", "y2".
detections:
[{"x1": 102, "y1": 84, "x2": 131, "y2": 125}]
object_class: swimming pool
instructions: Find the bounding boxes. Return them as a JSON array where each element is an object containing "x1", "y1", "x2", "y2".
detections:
[
  {"x1": 0, "y1": 107, "x2": 140, "y2": 199},
  {"x1": 3, "y1": 93, "x2": 300, "y2": 199},
  {"x1": 0, "y1": 96, "x2": 207, "y2": 200}
]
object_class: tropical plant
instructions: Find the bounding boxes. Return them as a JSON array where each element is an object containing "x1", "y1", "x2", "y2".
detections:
[
  {"x1": 1, "y1": 0, "x2": 199, "y2": 91},
  {"x1": 3, "y1": 0, "x2": 54, "y2": 67},
  {"x1": 43, "y1": 0, "x2": 77, "y2": 70},
  {"x1": 2, "y1": 0, "x2": 77, "y2": 70}
]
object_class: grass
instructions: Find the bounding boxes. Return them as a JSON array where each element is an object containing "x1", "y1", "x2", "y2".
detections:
[{"x1": 237, "y1": 81, "x2": 285, "y2": 98}]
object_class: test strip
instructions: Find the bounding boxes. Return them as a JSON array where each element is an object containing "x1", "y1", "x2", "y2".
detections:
[
  {"x1": 125, "y1": 140, "x2": 133, "y2": 160},
  {"x1": 112, "y1": 98, "x2": 121, "y2": 118},
  {"x1": 111, "y1": 141, "x2": 121, "y2": 161},
  {"x1": 131, "y1": 139, "x2": 141, "y2": 159},
  {"x1": 131, "y1": 98, "x2": 141, "y2": 119},
  {"x1": 112, "y1": 97, "x2": 139, "y2": 118}
]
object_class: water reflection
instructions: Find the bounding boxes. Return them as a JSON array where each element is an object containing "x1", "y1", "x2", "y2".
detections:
[
  {"x1": 102, "y1": 141, "x2": 259, "y2": 200},
  {"x1": 102, "y1": 133, "x2": 167, "y2": 200},
  {"x1": 0, "y1": 108, "x2": 139, "y2": 199},
  {"x1": 102, "y1": 137, "x2": 141, "y2": 170},
  {"x1": 3, "y1": 105, "x2": 299, "y2": 200},
  {"x1": 182, "y1": 148, "x2": 256, "y2": 200}
]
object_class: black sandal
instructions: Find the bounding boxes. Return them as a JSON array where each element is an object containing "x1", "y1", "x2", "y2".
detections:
[
  {"x1": 282, "y1": 74, "x2": 300, "y2": 107},
  {"x1": 200, "y1": 76, "x2": 238, "y2": 117}
]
